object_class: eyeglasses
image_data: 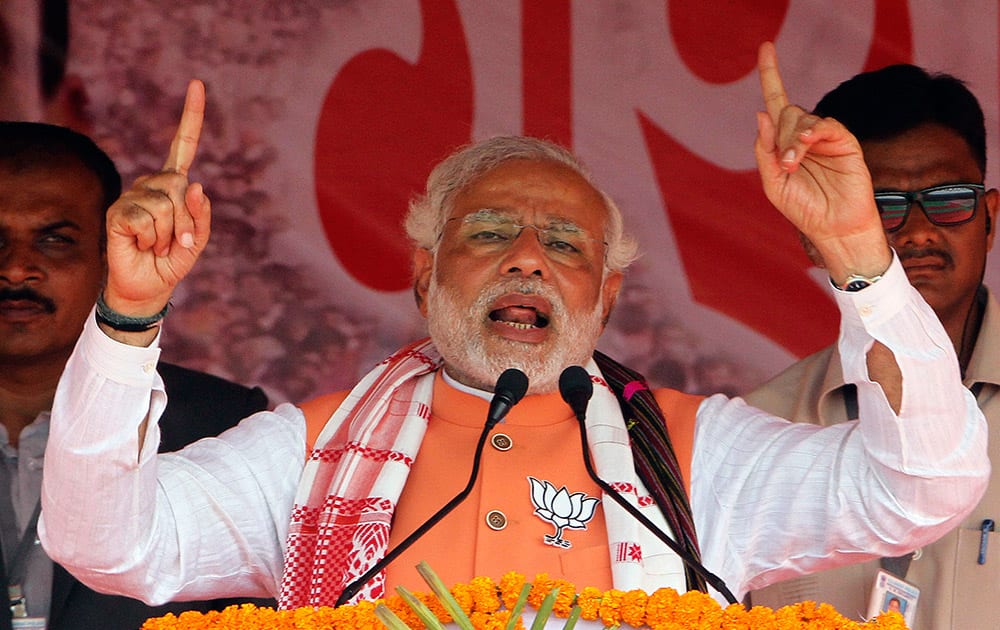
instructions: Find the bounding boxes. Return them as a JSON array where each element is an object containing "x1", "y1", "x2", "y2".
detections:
[
  {"x1": 444, "y1": 212, "x2": 607, "y2": 267},
  {"x1": 874, "y1": 183, "x2": 985, "y2": 232}
]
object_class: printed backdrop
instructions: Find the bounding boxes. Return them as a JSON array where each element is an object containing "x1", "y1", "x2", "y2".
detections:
[{"x1": 9, "y1": 1, "x2": 1000, "y2": 402}]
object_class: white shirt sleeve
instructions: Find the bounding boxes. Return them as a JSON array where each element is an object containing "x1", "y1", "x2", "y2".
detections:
[
  {"x1": 691, "y1": 253, "x2": 990, "y2": 601},
  {"x1": 39, "y1": 309, "x2": 306, "y2": 604}
]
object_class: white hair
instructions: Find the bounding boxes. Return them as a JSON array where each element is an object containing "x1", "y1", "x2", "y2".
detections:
[{"x1": 404, "y1": 136, "x2": 639, "y2": 272}]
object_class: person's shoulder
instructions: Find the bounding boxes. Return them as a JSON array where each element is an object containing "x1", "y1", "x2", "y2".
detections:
[
  {"x1": 744, "y1": 345, "x2": 838, "y2": 401},
  {"x1": 978, "y1": 286, "x2": 1000, "y2": 340},
  {"x1": 650, "y1": 387, "x2": 705, "y2": 430},
  {"x1": 158, "y1": 362, "x2": 264, "y2": 396},
  {"x1": 650, "y1": 387, "x2": 705, "y2": 408},
  {"x1": 299, "y1": 391, "x2": 353, "y2": 451}
]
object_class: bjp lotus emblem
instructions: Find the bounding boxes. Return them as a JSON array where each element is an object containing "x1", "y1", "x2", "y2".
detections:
[{"x1": 528, "y1": 477, "x2": 600, "y2": 548}]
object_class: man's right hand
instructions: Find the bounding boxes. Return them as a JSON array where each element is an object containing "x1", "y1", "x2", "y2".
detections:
[
  {"x1": 101, "y1": 79, "x2": 210, "y2": 344},
  {"x1": 753, "y1": 42, "x2": 891, "y2": 286}
]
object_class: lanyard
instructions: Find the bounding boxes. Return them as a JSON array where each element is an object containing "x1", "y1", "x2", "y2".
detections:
[
  {"x1": 0, "y1": 548, "x2": 10, "y2": 630},
  {"x1": 4, "y1": 501, "x2": 41, "y2": 619}
]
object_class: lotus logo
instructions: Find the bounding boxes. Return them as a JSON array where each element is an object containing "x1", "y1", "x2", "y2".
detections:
[{"x1": 528, "y1": 477, "x2": 600, "y2": 548}]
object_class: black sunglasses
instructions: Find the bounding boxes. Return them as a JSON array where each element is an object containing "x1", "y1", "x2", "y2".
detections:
[{"x1": 874, "y1": 183, "x2": 985, "y2": 232}]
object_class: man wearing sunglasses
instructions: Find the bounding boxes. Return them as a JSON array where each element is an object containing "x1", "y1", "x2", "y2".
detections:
[{"x1": 746, "y1": 64, "x2": 1000, "y2": 629}]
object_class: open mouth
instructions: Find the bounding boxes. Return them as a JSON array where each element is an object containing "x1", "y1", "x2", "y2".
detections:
[
  {"x1": 489, "y1": 305, "x2": 550, "y2": 330},
  {"x1": 487, "y1": 293, "x2": 553, "y2": 336}
]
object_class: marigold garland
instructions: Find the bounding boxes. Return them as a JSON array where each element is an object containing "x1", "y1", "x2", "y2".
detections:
[{"x1": 140, "y1": 573, "x2": 909, "y2": 630}]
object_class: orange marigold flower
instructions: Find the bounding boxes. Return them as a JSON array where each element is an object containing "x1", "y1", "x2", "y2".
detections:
[
  {"x1": 549, "y1": 578, "x2": 577, "y2": 618},
  {"x1": 670, "y1": 589, "x2": 717, "y2": 625},
  {"x1": 139, "y1": 574, "x2": 912, "y2": 630},
  {"x1": 469, "y1": 575, "x2": 501, "y2": 613},
  {"x1": 382, "y1": 596, "x2": 422, "y2": 628},
  {"x1": 418, "y1": 589, "x2": 453, "y2": 622},
  {"x1": 598, "y1": 588, "x2": 626, "y2": 627},
  {"x1": 324, "y1": 601, "x2": 379, "y2": 630},
  {"x1": 644, "y1": 587, "x2": 680, "y2": 626},
  {"x1": 451, "y1": 581, "x2": 476, "y2": 615},
  {"x1": 498, "y1": 571, "x2": 527, "y2": 609},
  {"x1": 621, "y1": 588, "x2": 649, "y2": 627},
  {"x1": 873, "y1": 610, "x2": 908, "y2": 629},
  {"x1": 718, "y1": 602, "x2": 753, "y2": 630},
  {"x1": 575, "y1": 586, "x2": 604, "y2": 621},
  {"x1": 527, "y1": 573, "x2": 556, "y2": 608},
  {"x1": 471, "y1": 609, "x2": 525, "y2": 630}
]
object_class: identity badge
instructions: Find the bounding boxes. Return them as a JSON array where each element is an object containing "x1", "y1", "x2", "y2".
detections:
[{"x1": 866, "y1": 568, "x2": 919, "y2": 626}]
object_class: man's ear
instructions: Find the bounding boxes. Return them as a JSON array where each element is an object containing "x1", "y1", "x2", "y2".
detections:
[
  {"x1": 413, "y1": 248, "x2": 434, "y2": 317},
  {"x1": 798, "y1": 231, "x2": 827, "y2": 268},
  {"x1": 600, "y1": 271, "x2": 624, "y2": 327},
  {"x1": 985, "y1": 188, "x2": 998, "y2": 249}
]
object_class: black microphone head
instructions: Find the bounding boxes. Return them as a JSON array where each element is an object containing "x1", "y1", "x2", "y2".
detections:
[
  {"x1": 496, "y1": 368, "x2": 529, "y2": 405},
  {"x1": 486, "y1": 368, "x2": 529, "y2": 428},
  {"x1": 559, "y1": 366, "x2": 593, "y2": 419}
]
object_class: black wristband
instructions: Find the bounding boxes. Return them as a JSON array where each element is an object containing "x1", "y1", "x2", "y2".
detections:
[{"x1": 95, "y1": 292, "x2": 169, "y2": 332}]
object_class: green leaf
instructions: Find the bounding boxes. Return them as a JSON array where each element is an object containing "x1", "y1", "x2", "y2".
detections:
[
  {"x1": 415, "y1": 561, "x2": 474, "y2": 630},
  {"x1": 504, "y1": 583, "x2": 533, "y2": 630},
  {"x1": 396, "y1": 585, "x2": 447, "y2": 630},
  {"x1": 373, "y1": 603, "x2": 412, "y2": 630},
  {"x1": 563, "y1": 605, "x2": 582, "y2": 630},
  {"x1": 530, "y1": 586, "x2": 560, "y2": 630}
]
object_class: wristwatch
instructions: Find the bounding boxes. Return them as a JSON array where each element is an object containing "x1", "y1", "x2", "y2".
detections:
[{"x1": 832, "y1": 273, "x2": 883, "y2": 292}]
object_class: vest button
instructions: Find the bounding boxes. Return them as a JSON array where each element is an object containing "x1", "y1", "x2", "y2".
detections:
[
  {"x1": 491, "y1": 433, "x2": 513, "y2": 451},
  {"x1": 485, "y1": 510, "x2": 507, "y2": 530}
]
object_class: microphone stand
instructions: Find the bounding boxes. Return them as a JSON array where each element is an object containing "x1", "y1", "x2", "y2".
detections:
[
  {"x1": 574, "y1": 413, "x2": 737, "y2": 604},
  {"x1": 559, "y1": 365, "x2": 736, "y2": 604},
  {"x1": 336, "y1": 368, "x2": 528, "y2": 607},
  {"x1": 335, "y1": 416, "x2": 496, "y2": 607}
]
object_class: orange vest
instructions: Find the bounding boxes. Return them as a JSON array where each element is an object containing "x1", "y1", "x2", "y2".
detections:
[{"x1": 299, "y1": 374, "x2": 700, "y2": 590}]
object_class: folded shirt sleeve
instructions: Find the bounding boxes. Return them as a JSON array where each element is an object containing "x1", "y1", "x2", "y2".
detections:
[
  {"x1": 40, "y1": 308, "x2": 306, "y2": 604},
  {"x1": 691, "y1": 253, "x2": 990, "y2": 600}
]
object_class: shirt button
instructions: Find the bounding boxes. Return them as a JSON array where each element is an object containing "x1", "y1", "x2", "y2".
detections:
[
  {"x1": 858, "y1": 305, "x2": 874, "y2": 317},
  {"x1": 142, "y1": 362, "x2": 156, "y2": 374},
  {"x1": 485, "y1": 510, "x2": 507, "y2": 530},
  {"x1": 491, "y1": 433, "x2": 513, "y2": 451}
]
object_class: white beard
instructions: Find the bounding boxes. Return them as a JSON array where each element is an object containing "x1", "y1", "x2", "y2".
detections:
[{"x1": 425, "y1": 273, "x2": 606, "y2": 394}]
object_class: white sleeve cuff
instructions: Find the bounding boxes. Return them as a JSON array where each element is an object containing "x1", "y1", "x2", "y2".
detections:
[{"x1": 80, "y1": 305, "x2": 163, "y2": 389}]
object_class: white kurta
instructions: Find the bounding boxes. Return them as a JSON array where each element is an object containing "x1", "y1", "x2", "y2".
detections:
[{"x1": 39, "y1": 254, "x2": 989, "y2": 604}]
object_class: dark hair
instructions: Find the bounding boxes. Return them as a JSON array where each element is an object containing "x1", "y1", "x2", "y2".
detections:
[
  {"x1": 813, "y1": 64, "x2": 987, "y2": 174},
  {"x1": 0, "y1": 121, "x2": 121, "y2": 212}
]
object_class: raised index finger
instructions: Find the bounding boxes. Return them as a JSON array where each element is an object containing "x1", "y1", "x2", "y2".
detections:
[
  {"x1": 757, "y1": 41, "x2": 788, "y2": 123},
  {"x1": 163, "y1": 79, "x2": 206, "y2": 176}
]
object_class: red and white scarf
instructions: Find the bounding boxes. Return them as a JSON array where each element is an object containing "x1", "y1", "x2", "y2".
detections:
[{"x1": 278, "y1": 339, "x2": 685, "y2": 608}]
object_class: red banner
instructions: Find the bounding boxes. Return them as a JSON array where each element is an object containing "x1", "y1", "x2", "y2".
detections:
[{"x1": 13, "y1": 0, "x2": 996, "y2": 402}]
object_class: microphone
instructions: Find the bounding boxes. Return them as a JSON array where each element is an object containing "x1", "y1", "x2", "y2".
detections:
[
  {"x1": 558, "y1": 365, "x2": 593, "y2": 420},
  {"x1": 487, "y1": 368, "x2": 529, "y2": 429},
  {"x1": 558, "y1": 366, "x2": 737, "y2": 604},
  {"x1": 335, "y1": 369, "x2": 529, "y2": 606}
]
